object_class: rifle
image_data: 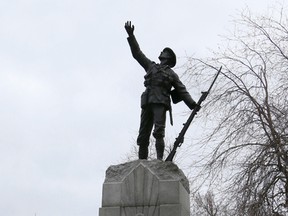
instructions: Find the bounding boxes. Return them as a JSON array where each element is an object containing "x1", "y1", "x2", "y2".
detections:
[{"x1": 165, "y1": 66, "x2": 222, "y2": 162}]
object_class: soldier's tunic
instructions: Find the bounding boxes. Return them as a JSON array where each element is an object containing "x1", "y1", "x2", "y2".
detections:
[{"x1": 127, "y1": 35, "x2": 196, "y2": 159}]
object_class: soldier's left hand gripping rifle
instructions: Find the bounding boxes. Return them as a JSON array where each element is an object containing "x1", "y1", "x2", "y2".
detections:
[{"x1": 165, "y1": 66, "x2": 222, "y2": 162}]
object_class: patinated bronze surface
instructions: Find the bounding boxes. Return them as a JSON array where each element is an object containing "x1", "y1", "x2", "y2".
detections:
[{"x1": 125, "y1": 21, "x2": 197, "y2": 160}]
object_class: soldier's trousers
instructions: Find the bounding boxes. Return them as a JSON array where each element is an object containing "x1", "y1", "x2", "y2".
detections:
[{"x1": 137, "y1": 104, "x2": 166, "y2": 160}]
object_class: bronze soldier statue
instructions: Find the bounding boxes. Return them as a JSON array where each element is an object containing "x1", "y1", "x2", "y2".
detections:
[{"x1": 125, "y1": 21, "x2": 198, "y2": 160}]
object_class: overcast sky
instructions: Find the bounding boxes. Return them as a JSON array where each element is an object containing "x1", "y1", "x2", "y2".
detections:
[{"x1": 0, "y1": 0, "x2": 279, "y2": 215}]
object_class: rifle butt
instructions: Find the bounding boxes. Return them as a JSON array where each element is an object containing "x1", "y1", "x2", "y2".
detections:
[{"x1": 165, "y1": 150, "x2": 176, "y2": 162}]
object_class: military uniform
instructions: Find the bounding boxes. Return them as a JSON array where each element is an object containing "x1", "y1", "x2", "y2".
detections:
[{"x1": 127, "y1": 35, "x2": 197, "y2": 160}]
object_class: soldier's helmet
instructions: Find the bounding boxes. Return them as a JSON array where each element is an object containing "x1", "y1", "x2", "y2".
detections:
[{"x1": 163, "y1": 47, "x2": 176, "y2": 68}]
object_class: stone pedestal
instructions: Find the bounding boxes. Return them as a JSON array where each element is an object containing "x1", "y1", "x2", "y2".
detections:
[{"x1": 99, "y1": 160, "x2": 190, "y2": 216}]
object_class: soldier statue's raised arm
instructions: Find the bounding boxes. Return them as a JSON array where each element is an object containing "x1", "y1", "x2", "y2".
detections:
[{"x1": 125, "y1": 21, "x2": 198, "y2": 160}]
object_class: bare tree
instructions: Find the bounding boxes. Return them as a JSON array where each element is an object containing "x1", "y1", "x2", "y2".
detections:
[
  {"x1": 185, "y1": 5, "x2": 288, "y2": 216},
  {"x1": 190, "y1": 191, "x2": 230, "y2": 216}
]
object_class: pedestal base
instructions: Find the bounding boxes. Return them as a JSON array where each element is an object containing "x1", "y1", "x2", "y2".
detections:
[{"x1": 99, "y1": 160, "x2": 190, "y2": 216}]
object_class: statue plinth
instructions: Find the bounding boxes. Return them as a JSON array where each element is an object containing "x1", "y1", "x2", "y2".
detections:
[{"x1": 99, "y1": 160, "x2": 190, "y2": 216}]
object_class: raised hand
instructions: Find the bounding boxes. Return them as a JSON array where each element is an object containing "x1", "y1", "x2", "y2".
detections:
[{"x1": 125, "y1": 21, "x2": 134, "y2": 36}]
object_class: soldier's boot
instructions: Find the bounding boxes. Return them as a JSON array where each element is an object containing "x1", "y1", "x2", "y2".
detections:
[
  {"x1": 138, "y1": 145, "x2": 148, "y2": 159},
  {"x1": 156, "y1": 139, "x2": 165, "y2": 160}
]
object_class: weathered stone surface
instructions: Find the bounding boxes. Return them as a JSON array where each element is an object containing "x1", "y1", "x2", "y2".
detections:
[
  {"x1": 99, "y1": 160, "x2": 190, "y2": 216},
  {"x1": 104, "y1": 160, "x2": 189, "y2": 192}
]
